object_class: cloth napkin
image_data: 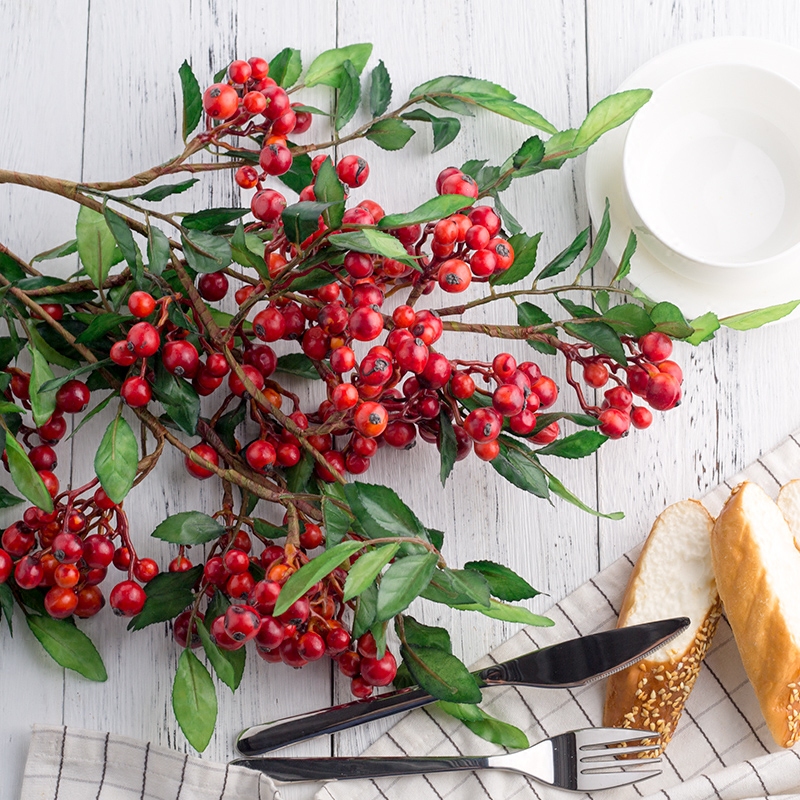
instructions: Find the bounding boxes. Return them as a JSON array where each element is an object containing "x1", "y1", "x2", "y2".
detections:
[{"x1": 19, "y1": 432, "x2": 800, "y2": 800}]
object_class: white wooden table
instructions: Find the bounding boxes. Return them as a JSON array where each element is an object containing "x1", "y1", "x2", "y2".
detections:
[{"x1": 2, "y1": 2, "x2": 800, "y2": 798}]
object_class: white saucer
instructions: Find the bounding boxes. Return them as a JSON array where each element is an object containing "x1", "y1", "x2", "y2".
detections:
[{"x1": 584, "y1": 37, "x2": 800, "y2": 321}]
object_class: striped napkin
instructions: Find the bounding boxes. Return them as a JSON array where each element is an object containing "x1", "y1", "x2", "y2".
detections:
[{"x1": 19, "y1": 432, "x2": 800, "y2": 800}]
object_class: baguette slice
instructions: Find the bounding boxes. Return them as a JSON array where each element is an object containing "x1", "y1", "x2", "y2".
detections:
[
  {"x1": 604, "y1": 500, "x2": 720, "y2": 750},
  {"x1": 713, "y1": 481, "x2": 800, "y2": 748},
  {"x1": 777, "y1": 479, "x2": 800, "y2": 549}
]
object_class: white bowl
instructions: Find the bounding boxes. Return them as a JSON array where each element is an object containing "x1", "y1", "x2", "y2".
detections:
[{"x1": 622, "y1": 63, "x2": 800, "y2": 284}]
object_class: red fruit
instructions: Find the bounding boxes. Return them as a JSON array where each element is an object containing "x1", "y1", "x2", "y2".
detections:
[
  {"x1": 316, "y1": 450, "x2": 345, "y2": 483},
  {"x1": 318, "y1": 303, "x2": 350, "y2": 335},
  {"x1": 83, "y1": 535, "x2": 115, "y2": 571},
  {"x1": 93, "y1": 487, "x2": 115, "y2": 510},
  {"x1": 332, "y1": 382, "x2": 359, "y2": 411},
  {"x1": 631, "y1": 406, "x2": 653, "y2": 429},
  {"x1": 38, "y1": 304, "x2": 63, "y2": 321},
  {"x1": 276, "y1": 442, "x2": 301, "y2": 467},
  {"x1": 226, "y1": 571, "x2": 255, "y2": 600},
  {"x1": 74, "y1": 586, "x2": 105, "y2": 618},
  {"x1": 359, "y1": 352, "x2": 393, "y2": 386},
  {"x1": 278, "y1": 596, "x2": 310, "y2": 626},
  {"x1": 203, "y1": 556, "x2": 227, "y2": 586},
  {"x1": 235, "y1": 165, "x2": 259, "y2": 189},
  {"x1": 342, "y1": 207, "x2": 375, "y2": 227},
  {"x1": 357, "y1": 632, "x2": 378, "y2": 658},
  {"x1": 121, "y1": 376, "x2": 151, "y2": 407},
  {"x1": 469, "y1": 206, "x2": 502, "y2": 236},
  {"x1": 627, "y1": 365, "x2": 651, "y2": 397},
  {"x1": 259, "y1": 143, "x2": 293, "y2": 176},
  {"x1": 297, "y1": 631, "x2": 326, "y2": 661},
  {"x1": 110, "y1": 340, "x2": 137, "y2": 366},
  {"x1": 211, "y1": 615, "x2": 241, "y2": 651},
  {"x1": 344, "y1": 251, "x2": 374, "y2": 279},
  {"x1": 532, "y1": 420, "x2": 560, "y2": 444},
  {"x1": 583, "y1": 362, "x2": 609, "y2": 388},
  {"x1": 360, "y1": 650, "x2": 397, "y2": 686},
  {"x1": 256, "y1": 616, "x2": 285, "y2": 650},
  {"x1": 162, "y1": 340, "x2": 200, "y2": 378},
  {"x1": 228, "y1": 364, "x2": 265, "y2": 397},
  {"x1": 604, "y1": 386, "x2": 633, "y2": 410},
  {"x1": 394, "y1": 338, "x2": 429, "y2": 375},
  {"x1": 639, "y1": 331, "x2": 673, "y2": 363},
  {"x1": 353, "y1": 402, "x2": 388, "y2": 438},
  {"x1": 349, "y1": 306, "x2": 384, "y2": 341},
  {"x1": 487, "y1": 238, "x2": 514, "y2": 270},
  {"x1": 291, "y1": 103, "x2": 312, "y2": 133},
  {"x1": 173, "y1": 610, "x2": 203, "y2": 649},
  {"x1": 279, "y1": 636, "x2": 308, "y2": 668},
  {"x1": 52, "y1": 533, "x2": 84, "y2": 564},
  {"x1": 0, "y1": 550, "x2": 12, "y2": 583},
  {"x1": 598, "y1": 407, "x2": 631, "y2": 439},
  {"x1": 337, "y1": 155, "x2": 369, "y2": 187},
  {"x1": 433, "y1": 218, "x2": 459, "y2": 244},
  {"x1": 301, "y1": 326, "x2": 330, "y2": 360},
  {"x1": 531, "y1": 376, "x2": 558, "y2": 409},
  {"x1": 492, "y1": 353, "x2": 517, "y2": 381},
  {"x1": 169, "y1": 556, "x2": 192, "y2": 572},
  {"x1": 14, "y1": 555, "x2": 43, "y2": 589},
  {"x1": 127, "y1": 321, "x2": 160, "y2": 357},
  {"x1": 645, "y1": 373, "x2": 681, "y2": 411},
  {"x1": 383, "y1": 421, "x2": 417, "y2": 450},
  {"x1": 435, "y1": 167, "x2": 461, "y2": 193},
  {"x1": 438, "y1": 259, "x2": 472, "y2": 293},
  {"x1": 28, "y1": 444, "x2": 57, "y2": 471},
  {"x1": 440, "y1": 172, "x2": 479, "y2": 199},
  {"x1": 38, "y1": 470, "x2": 60, "y2": 498},
  {"x1": 248, "y1": 57, "x2": 269, "y2": 80},
  {"x1": 351, "y1": 283, "x2": 384, "y2": 308},
  {"x1": 262, "y1": 85, "x2": 290, "y2": 120},
  {"x1": 128, "y1": 291, "x2": 156, "y2": 318},
  {"x1": 253, "y1": 307, "x2": 286, "y2": 342},
  {"x1": 492, "y1": 384, "x2": 525, "y2": 416},
  {"x1": 203, "y1": 83, "x2": 239, "y2": 119},
  {"x1": 463, "y1": 408, "x2": 503, "y2": 443},
  {"x1": 37, "y1": 414, "x2": 67, "y2": 443},
  {"x1": 251, "y1": 189, "x2": 287, "y2": 223},
  {"x1": 465, "y1": 224, "x2": 490, "y2": 251},
  {"x1": 658, "y1": 360, "x2": 683, "y2": 384},
  {"x1": 299, "y1": 523, "x2": 324, "y2": 549},
  {"x1": 245, "y1": 439, "x2": 276, "y2": 471},
  {"x1": 243, "y1": 90, "x2": 267, "y2": 115},
  {"x1": 469, "y1": 249, "x2": 497, "y2": 277},
  {"x1": 228, "y1": 59, "x2": 252, "y2": 84},
  {"x1": 450, "y1": 372, "x2": 476, "y2": 399},
  {"x1": 55, "y1": 380, "x2": 90, "y2": 414},
  {"x1": 420, "y1": 352, "x2": 452, "y2": 390},
  {"x1": 45, "y1": 586, "x2": 78, "y2": 619},
  {"x1": 509, "y1": 408, "x2": 537, "y2": 435},
  {"x1": 224, "y1": 604, "x2": 262, "y2": 643},
  {"x1": 109, "y1": 580, "x2": 146, "y2": 616},
  {"x1": 185, "y1": 442, "x2": 219, "y2": 479},
  {"x1": 133, "y1": 558, "x2": 159, "y2": 583},
  {"x1": 224, "y1": 549, "x2": 250, "y2": 575}
]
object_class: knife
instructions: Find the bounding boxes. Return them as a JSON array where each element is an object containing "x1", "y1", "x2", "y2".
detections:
[{"x1": 235, "y1": 616, "x2": 688, "y2": 756}]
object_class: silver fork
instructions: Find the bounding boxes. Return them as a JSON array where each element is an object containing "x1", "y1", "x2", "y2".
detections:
[{"x1": 232, "y1": 727, "x2": 662, "y2": 792}]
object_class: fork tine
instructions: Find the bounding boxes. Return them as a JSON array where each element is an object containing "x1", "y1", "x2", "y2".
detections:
[
  {"x1": 580, "y1": 743, "x2": 661, "y2": 760},
  {"x1": 581, "y1": 757, "x2": 663, "y2": 772},
  {"x1": 579, "y1": 767, "x2": 662, "y2": 791},
  {"x1": 576, "y1": 727, "x2": 659, "y2": 747}
]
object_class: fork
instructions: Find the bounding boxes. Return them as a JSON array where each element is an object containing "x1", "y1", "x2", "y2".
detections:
[{"x1": 232, "y1": 727, "x2": 662, "y2": 792}]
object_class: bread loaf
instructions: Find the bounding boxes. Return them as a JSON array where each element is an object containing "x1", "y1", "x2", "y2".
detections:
[
  {"x1": 604, "y1": 500, "x2": 720, "y2": 749},
  {"x1": 712, "y1": 481, "x2": 800, "y2": 747},
  {"x1": 777, "y1": 478, "x2": 800, "y2": 548}
]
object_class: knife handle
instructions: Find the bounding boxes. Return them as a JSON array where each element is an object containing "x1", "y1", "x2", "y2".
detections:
[
  {"x1": 236, "y1": 686, "x2": 435, "y2": 756},
  {"x1": 234, "y1": 755, "x2": 490, "y2": 782}
]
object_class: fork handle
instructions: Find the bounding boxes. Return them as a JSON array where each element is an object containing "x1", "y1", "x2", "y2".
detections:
[{"x1": 233, "y1": 755, "x2": 490, "y2": 782}]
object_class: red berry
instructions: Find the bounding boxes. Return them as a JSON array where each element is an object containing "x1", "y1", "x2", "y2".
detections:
[
  {"x1": 37, "y1": 414, "x2": 67, "y2": 443},
  {"x1": 297, "y1": 630, "x2": 326, "y2": 661},
  {"x1": 113, "y1": 547, "x2": 131, "y2": 571},
  {"x1": 203, "y1": 556, "x2": 227, "y2": 586},
  {"x1": 627, "y1": 365, "x2": 651, "y2": 396},
  {"x1": 162, "y1": 340, "x2": 200, "y2": 378},
  {"x1": 173, "y1": 610, "x2": 203, "y2": 649},
  {"x1": 185, "y1": 443, "x2": 219, "y2": 479},
  {"x1": 278, "y1": 596, "x2": 310, "y2": 626},
  {"x1": 349, "y1": 306, "x2": 384, "y2": 342},
  {"x1": 492, "y1": 384, "x2": 525, "y2": 416},
  {"x1": 262, "y1": 85, "x2": 290, "y2": 120},
  {"x1": 598, "y1": 407, "x2": 631, "y2": 439},
  {"x1": 316, "y1": 450, "x2": 345, "y2": 483},
  {"x1": 631, "y1": 406, "x2": 653, "y2": 429},
  {"x1": 440, "y1": 172, "x2": 479, "y2": 199},
  {"x1": 109, "y1": 580, "x2": 146, "y2": 616},
  {"x1": 45, "y1": 586, "x2": 78, "y2": 619},
  {"x1": 532, "y1": 420, "x2": 560, "y2": 444},
  {"x1": 259, "y1": 143, "x2": 293, "y2": 176},
  {"x1": 224, "y1": 604, "x2": 262, "y2": 643},
  {"x1": 276, "y1": 442, "x2": 301, "y2": 467},
  {"x1": 337, "y1": 155, "x2": 369, "y2": 187},
  {"x1": 639, "y1": 332, "x2": 673, "y2": 363},
  {"x1": 474, "y1": 440, "x2": 501, "y2": 461},
  {"x1": 463, "y1": 407, "x2": 503, "y2": 443},
  {"x1": 291, "y1": 103, "x2": 312, "y2": 133},
  {"x1": 658, "y1": 360, "x2": 683, "y2": 383},
  {"x1": 360, "y1": 650, "x2": 397, "y2": 686},
  {"x1": 301, "y1": 326, "x2": 330, "y2": 360},
  {"x1": 128, "y1": 291, "x2": 156, "y2": 318},
  {"x1": 645, "y1": 373, "x2": 681, "y2": 411},
  {"x1": 251, "y1": 189, "x2": 286, "y2": 223},
  {"x1": 492, "y1": 353, "x2": 517, "y2": 381},
  {"x1": 487, "y1": 238, "x2": 514, "y2": 270},
  {"x1": 224, "y1": 549, "x2": 250, "y2": 575},
  {"x1": 531, "y1": 376, "x2": 558, "y2": 409},
  {"x1": 110, "y1": 340, "x2": 137, "y2": 366},
  {"x1": 469, "y1": 248, "x2": 497, "y2": 277},
  {"x1": 465, "y1": 224, "x2": 490, "y2": 251},
  {"x1": 38, "y1": 470, "x2": 60, "y2": 498},
  {"x1": 121, "y1": 376, "x2": 151, "y2": 407},
  {"x1": 256, "y1": 615, "x2": 285, "y2": 650},
  {"x1": 353, "y1": 402, "x2": 388, "y2": 438},
  {"x1": 14, "y1": 555, "x2": 43, "y2": 589},
  {"x1": 299, "y1": 523, "x2": 324, "y2": 549},
  {"x1": 0, "y1": 550, "x2": 12, "y2": 583},
  {"x1": 228, "y1": 364, "x2": 265, "y2": 397},
  {"x1": 211, "y1": 615, "x2": 241, "y2": 651},
  {"x1": 450, "y1": 372, "x2": 476, "y2": 399},
  {"x1": 420, "y1": 352, "x2": 452, "y2": 390},
  {"x1": 469, "y1": 206, "x2": 502, "y2": 236},
  {"x1": 203, "y1": 83, "x2": 240, "y2": 119},
  {"x1": 74, "y1": 586, "x2": 105, "y2": 618},
  {"x1": 509, "y1": 408, "x2": 537, "y2": 435},
  {"x1": 583, "y1": 362, "x2": 609, "y2": 388},
  {"x1": 248, "y1": 57, "x2": 269, "y2": 81},
  {"x1": 332, "y1": 382, "x2": 359, "y2": 411},
  {"x1": 245, "y1": 439, "x2": 276, "y2": 471},
  {"x1": 28, "y1": 444, "x2": 57, "y2": 471},
  {"x1": 52, "y1": 533, "x2": 84, "y2": 564},
  {"x1": 438, "y1": 259, "x2": 472, "y2": 293},
  {"x1": 604, "y1": 385, "x2": 633, "y2": 410},
  {"x1": 127, "y1": 321, "x2": 160, "y2": 357},
  {"x1": 169, "y1": 556, "x2": 192, "y2": 572},
  {"x1": 133, "y1": 558, "x2": 159, "y2": 583},
  {"x1": 226, "y1": 571, "x2": 255, "y2": 600},
  {"x1": 235, "y1": 165, "x2": 259, "y2": 189},
  {"x1": 55, "y1": 380, "x2": 90, "y2": 414}
]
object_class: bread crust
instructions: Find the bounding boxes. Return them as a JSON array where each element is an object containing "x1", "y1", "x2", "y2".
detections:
[
  {"x1": 604, "y1": 499, "x2": 719, "y2": 750},
  {"x1": 712, "y1": 481, "x2": 800, "y2": 748}
]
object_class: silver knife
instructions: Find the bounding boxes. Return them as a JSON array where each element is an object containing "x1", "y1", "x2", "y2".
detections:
[{"x1": 235, "y1": 616, "x2": 688, "y2": 756}]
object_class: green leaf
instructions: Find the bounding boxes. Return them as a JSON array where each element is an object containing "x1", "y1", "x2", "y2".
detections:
[
  {"x1": 178, "y1": 60, "x2": 203, "y2": 140},
  {"x1": 31, "y1": 239, "x2": 78, "y2": 264},
  {"x1": 464, "y1": 561, "x2": 540, "y2": 602},
  {"x1": 27, "y1": 615, "x2": 107, "y2": 681},
  {"x1": 128, "y1": 566, "x2": 203, "y2": 631},
  {"x1": 595, "y1": 290, "x2": 610, "y2": 314},
  {"x1": 281, "y1": 201, "x2": 336, "y2": 245},
  {"x1": 151, "y1": 360, "x2": 200, "y2": 435},
  {"x1": 370, "y1": 60, "x2": 392, "y2": 116},
  {"x1": 412, "y1": 75, "x2": 514, "y2": 101},
  {"x1": 76, "y1": 206, "x2": 117, "y2": 288},
  {"x1": 421, "y1": 568, "x2": 492, "y2": 608},
  {"x1": 335, "y1": 61, "x2": 361, "y2": 130},
  {"x1": 460, "y1": 159, "x2": 488, "y2": 178},
  {"x1": 650, "y1": 301, "x2": 694, "y2": 339},
  {"x1": 230, "y1": 223, "x2": 268, "y2": 278},
  {"x1": 172, "y1": 649, "x2": 217, "y2": 752},
  {"x1": 557, "y1": 297, "x2": 597, "y2": 319},
  {"x1": 275, "y1": 353, "x2": 321, "y2": 380},
  {"x1": 66, "y1": 393, "x2": 115, "y2": 441},
  {"x1": 305, "y1": 43, "x2": 373, "y2": 88},
  {"x1": 274, "y1": 541, "x2": 366, "y2": 616},
  {"x1": 313, "y1": 157, "x2": 346, "y2": 230},
  {"x1": 602, "y1": 303, "x2": 654, "y2": 337},
  {"x1": 38, "y1": 359, "x2": 112, "y2": 394},
  {"x1": 563, "y1": 320, "x2": 627, "y2": 365},
  {"x1": 0, "y1": 336, "x2": 23, "y2": 370},
  {"x1": 379, "y1": 195, "x2": 476, "y2": 229},
  {"x1": 438, "y1": 409, "x2": 457, "y2": 487},
  {"x1": 536, "y1": 430, "x2": 607, "y2": 458},
  {"x1": 214, "y1": 400, "x2": 246, "y2": 452},
  {"x1": 321, "y1": 489, "x2": 353, "y2": 546},
  {"x1": 328, "y1": 229, "x2": 417, "y2": 266},
  {"x1": 491, "y1": 232, "x2": 541, "y2": 286},
  {"x1": 75, "y1": 312, "x2": 128, "y2": 344},
  {"x1": 437, "y1": 702, "x2": 529, "y2": 749},
  {"x1": 285, "y1": 268, "x2": 338, "y2": 292},
  {"x1": 512, "y1": 135, "x2": 545, "y2": 173},
  {"x1": 26, "y1": 324, "x2": 78, "y2": 370},
  {"x1": 574, "y1": 89, "x2": 652, "y2": 150},
  {"x1": 0, "y1": 582, "x2": 13, "y2": 634},
  {"x1": 343, "y1": 544, "x2": 400, "y2": 602},
  {"x1": 0, "y1": 485, "x2": 24, "y2": 509},
  {"x1": 0, "y1": 252, "x2": 25, "y2": 281},
  {"x1": 278, "y1": 151, "x2": 315, "y2": 195},
  {"x1": 612, "y1": 231, "x2": 637, "y2": 282},
  {"x1": 195, "y1": 619, "x2": 244, "y2": 692},
  {"x1": 151, "y1": 511, "x2": 225, "y2": 545},
  {"x1": 251, "y1": 518, "x2": 287, "y2": 540},
  {"x1": 547, "y1": 472, "x2": 624, "y2": 520},
  {"x1": 183, "y1": 208, "x2": 249, "y2": 232},
  {"x1": 103, "y1": 206, "x2": 140, "y2": 269},
  {"x1": 146, "y1": 225, "x2": 171, "y2": 276},
  {"x1": 721, "y1": 300, "x2": 800, "y2": 330},
  {"x1": 453, "y1": 599, "x2": 554, "y2": 627},
  {"x1": 269, "y1": 47, "x2": 302, "y2": 88},
  {"x1": 536, "y1": 226, "x2": 590, "y2": 280},
  {"x1": 687, "y1": 311, "x2": 721, "y2": 345},
  {"x1": 181, "y1": 231, "x2": 232, "y2": 274},
  {"x1": 135, "y1": 179, "x2": 199, "y2": 203},
  {"x1": 286, "y1": 451, "x2": 314, "y2": 494},
  {"x1": 516, "y1": 301, "x2": 557, "y2": 355},
  {"x1": 352, "y1": 583, "x2": 378, "y2": 639},
  {"x1": 401, "y1": 644, "x2": 482, "y2": 704},
  {"x1": 94, "y1": 414, "x2": 137, "y2": 503},
  {"x1": 375, "y1": 552, "x2": 439, "y2": 621},
  {"x1": 491, "y1": 193, "x2": 522, "y2": 236},
  {"x1": 4, "y1": 432, "x2": 52, "y2": 511},
  {"x1": 27, "y1": 344, "x2": 57, "y2": 427},
  {"x1": 400, "y1": 615, "x2": 452, "y2": 652},
  {"x1": 366, "y1": 118, "x2": 415, "y2": 150},
  {"x1": 343, "y1": 482, "x2": 429, "y2": 542},
  {"x1": 580, "y1": 197, "x2": 611, "y2": 276},
  {"x1": 491, "y1": 436, "x2": 549, "y2": 499}
]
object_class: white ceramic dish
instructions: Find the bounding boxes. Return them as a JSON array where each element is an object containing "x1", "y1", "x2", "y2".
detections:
[{"x1": 585, "y1": 37, "x2": 800, "y2": 321}]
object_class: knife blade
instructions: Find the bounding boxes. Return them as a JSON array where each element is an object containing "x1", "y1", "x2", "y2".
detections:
[{"x1": 235, "y1": 616, "x2": 688, "y2": 756}]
